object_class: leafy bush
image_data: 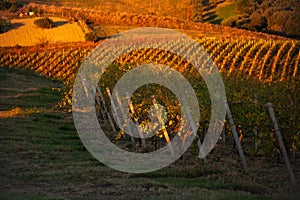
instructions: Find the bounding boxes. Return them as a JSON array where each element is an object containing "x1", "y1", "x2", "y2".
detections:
[
  {"x1": 34, "y1": 17, "x2": 53, "y2": 29},
  {"x1": 37, "y1": 36, "x2": 49, "y2": 47},
  {"x1": 221, "y1": 18, "x2": 236, "y2": 27},
  {"x1": 85, "y1": 31, "x2": 97, "y2": 42},
  {"x1": 0, "y1": 1, "x2": 10, "y2": 10},
  {"x1": 0, "y1": 0, "x2": 22, "y2": 12},
  {"x1": 250, "y1": 12, "x2": 267, "y2": 31},
  {"x1": 28, "y1": 6, "x2": 39, "y2": 15},
  {"x1": 235, "y1": 0, "x2": 300, "y2": 37},
  {"x1": 0, "y1": 18, "x2": 10, "y2": 33},
  {"x1": 191, "y1": 0, "x2": 204, "y2": 22}
]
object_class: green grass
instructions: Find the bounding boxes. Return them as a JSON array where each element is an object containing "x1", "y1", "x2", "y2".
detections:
[
  {"x1": 0, "y1": 192, "x2": 53, "y2": 200},
  {"x1": 153, "y1": 178, "x2": 267, "y2": 195},
  {"x1": 0, "y1": 66, "x2": 291, "y2": 199},
  {"x1": 217, "y1": 3, "x2": 238, "y2": 20},
  {"x1": 208, "y1": 3, "x2": 238, "y2": 24},
  {"x1": 0, "y1": 67, "x2": 62, "y2": 110}
]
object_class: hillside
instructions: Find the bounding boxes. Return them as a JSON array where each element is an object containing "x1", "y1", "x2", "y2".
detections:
[
  {"x1": 0, "y1": 66, "x2": 285, "y2": 200},
  {"x1": 0, "y1": 1, "x2": 299, "y2": 199},
  {"x1": 20, "y1": 0, "x2": 299, "y2": 39},
  {"x1": 1, "y1": 1, "x2": 297, "y2": 42},
  {"x1": 15, "y1": 2, "x2": 291, "y2": 41},
  {"x1": 0, "y1": 36, "x2": 299, "y2": 83},
  {"x1": 0, "y1": 17, "x2": 85, "y2": 46},
  {"x1": 0, "y1": 37, "x2": 299, "y2": 198}
]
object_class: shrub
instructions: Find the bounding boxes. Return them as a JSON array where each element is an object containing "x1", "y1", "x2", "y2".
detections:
[
  {"x1": 250, "y1": 12, "x2": 267, "y2": 31},
  {"x1": 192, "y1": 0, "x2": 204, "y2": 22},
  {"x1": 0, "y1": 1, "x2": 10, "y2": 10},
  {"x1": 0, "y1": 1, "x2": 22, "y2": 12},
  {"x1": 0, "y1": 18, "x2": 10, "y2": 33},
  {"x1": 221, "y1": 18, "x2": 236, "y2": 27},
  {"x1": 37, "y1": 36, "x2": 49, "y2": 47},
  {"x1": 85, "y1": 31, "x2": 98, "y2": 42},
  {"x1": 28, "y1": 6, "x2": 39, "y2": 15},
  {"x1": 34, "y1": 17, "x2": 53, "y2": 29}
]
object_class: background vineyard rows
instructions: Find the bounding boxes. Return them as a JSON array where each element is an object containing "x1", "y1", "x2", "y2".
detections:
[
  {"x1": 0, "y1": 37, "x2": 299, "y2": 156},
  {"x1": 1, "y1": 38, "x2": 299, "y2": 82}
]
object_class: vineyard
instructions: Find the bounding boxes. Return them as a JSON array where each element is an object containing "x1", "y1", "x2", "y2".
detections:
[
  {"x1": 2, "y1": 66, "x2": 291, "y2": 200},
  {"x1": 0, "y1": 32, "x2": 300, "y2": 198},
  {"x1": 1, "y1": 37, "x2": 299, "y2": 82},
  {"x1": 0, "y1": 36, "x2": 299, "y2": 155},
  {"x1": 1, "y1": 0, "x2": 300, "y2": 198}
]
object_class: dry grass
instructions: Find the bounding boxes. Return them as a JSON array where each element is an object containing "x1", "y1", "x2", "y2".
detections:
[
  {"x1": 0, "y1": 107, "x2": 21, "y2": 118},
  {"x1": 0, "y1": 17, "x2": 85, "y2": 47}
]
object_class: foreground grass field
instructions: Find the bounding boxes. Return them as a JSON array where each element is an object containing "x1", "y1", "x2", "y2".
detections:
[
  {"x1": 1, "y1": 66, "x2": 293, "y2": 199},
  {"x1": 0, "y1": 17, "x2": 85, "y2": 46}
]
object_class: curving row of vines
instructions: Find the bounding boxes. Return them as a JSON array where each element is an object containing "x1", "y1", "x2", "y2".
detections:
[
  {"x1": 0, "y1": 38, "x2": 299, "y2": 82},
  {"x1": 0, "y1": 37, "x2": 299, "y2": 155}
]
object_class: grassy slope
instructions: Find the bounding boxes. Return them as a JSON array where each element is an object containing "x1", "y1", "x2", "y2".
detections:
[
  {"x1": 213, "y1": 2, "x2": 238, "y2": 24},
  {"x1": 0, "y1": 66, "x2": 277, "y2": 199},
  {"x1": 204, "y1": 1, "x2": 238, "y2": 24},
  {"x1": 0, "y1": 17, "x2": 85, "y2": 46}
]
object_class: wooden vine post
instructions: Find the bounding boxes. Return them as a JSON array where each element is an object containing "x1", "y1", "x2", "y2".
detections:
[
  {"x1": 125, "y1": 92, "x2": 146, "y2": 148},
  {"x1": 254, "y1": 94, "x2": 258, "y2": 153},
  {"x1": 95, "y1": 86, "x2": 117, "y2": 133},
  {"x1": 266, "y1": 103, "x2": 297, "y2": 186},
  {"x1": 95, "y1": 87, "x2": 106, "y2": 119},
  {"x1": 224, "y1": 100, "x2": 249, "y2": 173},
  {"x1": 114, "y1": 90, "x2": 136, "y2": 143},
  {"x1": 222, "y1": 125, "x2": 226, "y2": 144},
  {"x1": 152, "y1": 96, "x2": 175, "y2": 157},
  {"x1": 106, "y1": 87, "x2": 135, "y2": 143},
  {"x1": 181, "y1": 98, "x2": 208, "y2": 163}
]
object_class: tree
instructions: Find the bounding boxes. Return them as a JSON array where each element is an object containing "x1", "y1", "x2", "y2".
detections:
[
  {"x1": 250, "y1": 12, "x2": 267, "y2": 31},
  {"x1": 281, "y1": 7, "x2": 300, "y2": 37},
  {"x1": 34, "y1": 17, "x2": 54, "y2": 29},
  {"x1": 264, "y1": 0, "x2": 300, "y2": 37},
  {"x1": 0, "y1": 18, "x2": 10, "y2": 33},
  {"x1": 0, "y1": 0, "x2": 11, "y2": 10},
  {"x1": 28, "y1": 6, "x2": 39, "y2": 15},
  {"x1": 221, "y1": 17, "x2": 236, "y2": 27},
  {"x1": 209, "y1": 0, "x2": 217, "y2": 7},
  {"x1": 192, "y1": 0, "x2": 204, "y2": 22},
  {"x1": 39, "y1": 9, "x2": 44, "y2": 16},
  {"x1": 0, "y1": 0, "x2": 22, "y2": 12},
  {"x1": 85, "y1": 31, "x2": 98, "y2": 42},
  {"x1": 9, "y1": 3, "x2": 17, "y2": 12},
  {"x1": 236, "y1": 0, "x2": 248, "y2": 12},
  {"x1": 232, "y1": 0, "x2": 300, "y2": 38}
]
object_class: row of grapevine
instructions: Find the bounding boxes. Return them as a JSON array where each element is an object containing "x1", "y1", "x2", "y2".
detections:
[
  {"x1": 0, "y1": 38, "x2": 298, "y2": 157},
  {"x1": 281, "y1": 42, "x2": 297, "y2": 81},
  {"x1": 229, "y1": 40, "x2": 255, "y2": 74},
  {"x1": 239, "y1": 40, "x2": 264, "y2": 71},
  {"x1": 259, "y1": 42, "x2": 281, "y2": 80},
  {"x1": 0, "y1": 47, "x2": 92, "y2": 83},
  {"x1": 114, "y1": 38, "x2": 299, "y2": 81},
  {"x1": 0, "y1": 38, "x2": 299, "y2": 83}
]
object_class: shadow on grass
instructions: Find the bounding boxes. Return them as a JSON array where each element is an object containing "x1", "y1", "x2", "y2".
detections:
[
  {"x1": 53, "y1": 21, "x2": 68, "y2": 28},
  {"x1": 6, "y1": 22, "x2": 24, "y2": 32},
  {"x1": 205, "y1": 14, "x2": 218, "y2": 22},
  {"x1": 210, "y1": 19, "x2": 223, "y2": 25}
]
